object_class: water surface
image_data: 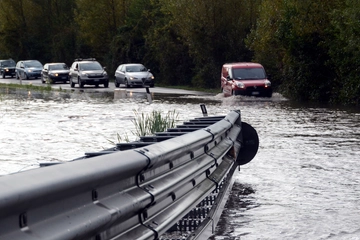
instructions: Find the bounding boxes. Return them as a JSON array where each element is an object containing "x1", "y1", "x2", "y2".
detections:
[{"x1": 1, "y1": 88, "x2": 359, "y2": 239}]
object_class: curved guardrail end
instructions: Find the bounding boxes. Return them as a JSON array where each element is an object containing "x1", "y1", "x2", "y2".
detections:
[{"x1": 237, "y1": 122, "x2": 259, "y2": 165}]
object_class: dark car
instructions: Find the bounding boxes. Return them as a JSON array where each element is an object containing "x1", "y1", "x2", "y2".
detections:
[
  {"x1": 221, "y1": 62, "x2": 272, "y2": 98},
  {"x1": 0, "y1": 59, "x2": 16, "y2": 78},
  {"x1": 16, "y1": 60, "x2": 43, "y2": 80},
  {"x1": 114, "y1": 63, "x2": 154, "y2": 88},
  {"x1": 69, "y1": 58, "x2": 109, "y2": 88},
  {"x1": 41, "y1": 63, "x2": 70, "y2": 84}
]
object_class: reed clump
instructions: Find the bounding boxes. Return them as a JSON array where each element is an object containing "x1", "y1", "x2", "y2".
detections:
[
  {"x1": 132, "y1": 109, "x2": 178, "y2": 137},
  {"x1": 109, "y1": 109, "x2": 179, "y2": 144}
]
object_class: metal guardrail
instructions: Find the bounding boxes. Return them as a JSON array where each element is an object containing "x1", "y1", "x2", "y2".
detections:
[{"x1": 0, "y1": 109, "x2": 258, "y2": 240}]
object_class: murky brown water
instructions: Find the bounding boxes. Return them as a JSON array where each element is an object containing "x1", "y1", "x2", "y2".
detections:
[{"x1": 1, "y1": 88, "x2": 359, "y2": 239}]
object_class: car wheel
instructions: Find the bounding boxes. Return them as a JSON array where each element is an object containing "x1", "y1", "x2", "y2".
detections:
[
  {"x1": 2, "y1": 72, "x2": 5, "y2": 79},
  {"x1": 70, "y1": 79, "x2": 75, "y2": 88},
  {"x1": 16, "y1": 72, "x2": 19, "y2": 79},
  {"x1": 115, "y1": 80, "x2": 119, "y2": 88},
  {"x1": 125, "y1": 79, "x2": 130, "y2": 88},
  {"x1": 150, "y1": 84, "x2": 154, "y2": 88},
  {"x1": 79, "y1": 78, "x2": 84, "y2": 88},
  {"x1": 25, "y1": 73, "x2": 29, "y2": 80},
  {"x1": 104, "y1": 82, "x2": 109, "y2": 88},
  {"x1": 41, "y1": 76, "x2": 45, "y2": 83}
]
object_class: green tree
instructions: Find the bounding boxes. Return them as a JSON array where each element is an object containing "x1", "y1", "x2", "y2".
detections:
[
  {"x1": 160, "y1": 0, "x2": 259, "y2": 88},
  {"x1": 247, "y1": 0, "x2": 342, "y2": 102},
  {"x1": 328, "y1": 0, "x2": 360, "y2": 105}
]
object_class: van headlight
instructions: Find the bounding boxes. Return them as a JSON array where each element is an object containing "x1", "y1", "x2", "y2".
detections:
[
  {"x1": 265, "y1": 80, "x2": 271, "y2": 88},
  {"x1": 236, "y1": 82, "x2": 245, "y2": 88}
]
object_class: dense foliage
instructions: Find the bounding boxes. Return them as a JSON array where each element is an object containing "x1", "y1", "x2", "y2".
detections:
[{"x1": 0, "y1": 0, "x2": 359, "y2": 105}]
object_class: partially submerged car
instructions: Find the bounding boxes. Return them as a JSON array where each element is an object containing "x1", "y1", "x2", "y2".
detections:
[
  {"x1": 0, "y1": 59, "x2": 16, "y2": 78},
  {"x1": 41, "y1": 63, "x2": 70, "y2": 84},
  {"x1": 114, "y1": 63, "x2": 154, "y2": 88},
  {"x1": 221, "y1": 62, "x2": 272, "y2": 98}
]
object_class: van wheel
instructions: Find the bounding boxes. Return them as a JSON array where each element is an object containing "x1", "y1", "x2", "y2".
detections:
[{"x1": 70, "y1": 79, "x2": 75, "y2": 88}]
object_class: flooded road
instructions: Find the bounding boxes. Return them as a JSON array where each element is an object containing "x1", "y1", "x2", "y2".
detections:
[{"x1": 1, "y1": 87, "x2": 359, "y2": 239}]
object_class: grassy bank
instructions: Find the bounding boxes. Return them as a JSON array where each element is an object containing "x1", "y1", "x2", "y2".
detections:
[{"x1": 0, "y1": 83, "x2": 52, "y2": 92}]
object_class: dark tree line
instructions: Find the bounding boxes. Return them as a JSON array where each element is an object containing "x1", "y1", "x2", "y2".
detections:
[{"x1": 0, "y1": 0, "x2": 359, "y2": 105}]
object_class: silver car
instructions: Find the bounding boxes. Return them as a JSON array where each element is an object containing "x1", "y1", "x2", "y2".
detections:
[
  {"x1": 69, "y1": 59, "x2": 109, "y2": 88},
  {"x1": 114, "y1": 63, "x2": 154, "y2": 88}
]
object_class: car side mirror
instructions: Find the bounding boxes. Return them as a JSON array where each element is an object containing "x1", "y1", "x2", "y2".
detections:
[
  {"x1": 226, "y1": 75, "x2": 231, "y2": 81},
  {"x1": 148, "y1": 69, "x2": 151, "y2": 72},
  {"x1": 103, "y1": 67, "x2": 106, "y2": 70}
]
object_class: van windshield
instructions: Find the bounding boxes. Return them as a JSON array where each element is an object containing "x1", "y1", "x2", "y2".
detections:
[{"x1": 232, "y1": 68, "x2": 265, "y2": 80}]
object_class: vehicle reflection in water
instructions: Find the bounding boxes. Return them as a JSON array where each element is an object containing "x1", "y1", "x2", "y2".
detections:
[{"x1": 1, "y1": 86, "x2": 360, "y2": 240}]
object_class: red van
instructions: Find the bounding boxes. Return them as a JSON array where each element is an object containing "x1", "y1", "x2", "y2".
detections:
[{"x1": 221, "y1": 62, "x2": 272, "y2": 97}]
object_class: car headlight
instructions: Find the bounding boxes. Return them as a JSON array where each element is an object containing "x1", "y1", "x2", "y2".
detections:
[
  {"x1": 129, "y1": 76, "x2": 137, "y2": 80},
  {"x1": 103, "y1": 72, "x2": 108, "y2": 76},
  {"x1": 265, "y1": 80, "x2": 271, "y2": 87},
  {"x1": 236, "y1": 82, "x2": 245, "y2": 88},
  {"x1": 150, "y1": 76, "x2": 155, "y2": 80},
  {"x1": 49, "y1": 72, "x2": 58, "y2": 77},
  {"x1": 5, "y1": 68, "x2": 9, "y2": 72},
  {"x1": 80, "y1": 72, "x2": 88, "y2": 77},
  {"x1": 27, "y1": 69, "x2": 32, "y2": 73}
]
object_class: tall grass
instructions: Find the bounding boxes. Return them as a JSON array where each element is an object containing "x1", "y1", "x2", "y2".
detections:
[
  {"x1": 108, "y1": 109, "x2": 179, "y2": 144},
  {"x1": 132, "y1": 109, "x2": 179, "y2": 137}
]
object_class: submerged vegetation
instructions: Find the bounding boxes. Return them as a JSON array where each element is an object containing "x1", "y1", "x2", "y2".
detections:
[
  {"x1": 109, "y1": 109, "x2": 179, "y2": 144},
  {"x1": 132, "y1": 109, "x2": 179, "y2": 137}
]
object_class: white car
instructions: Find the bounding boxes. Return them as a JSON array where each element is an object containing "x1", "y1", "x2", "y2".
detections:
[{"x1": 114, "y1": 63, "x2": 154, "y2": 88}]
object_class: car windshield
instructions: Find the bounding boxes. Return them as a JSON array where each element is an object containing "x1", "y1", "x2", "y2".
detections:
[
  {"x1": 126, "y1": 65, "x2": 147, "y2": 72},
  {"x1": 79, "y1": 62, "x2": 102, "y2": 71},
  {"x1": 49, "y1": 64, "x2": 68, "y2": 70},
  {"x1": 24, "y1": 61, "x2": 42, "y2": 68},
  {"x1": 1, "y1": 60, "x2": 16, "y2": 67},
  {"x1": 232, "y1": 68, "x2": 266, "y2": 80}
]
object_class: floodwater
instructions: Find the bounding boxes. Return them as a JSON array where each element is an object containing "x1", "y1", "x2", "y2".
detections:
[{"x1": 1, "y1": 87, "x2": 360, "y2": 240}]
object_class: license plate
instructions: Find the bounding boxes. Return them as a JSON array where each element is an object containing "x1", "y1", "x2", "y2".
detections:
[{"x1": 252, "y1": 91, "x2": 259, "y2": 95}]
